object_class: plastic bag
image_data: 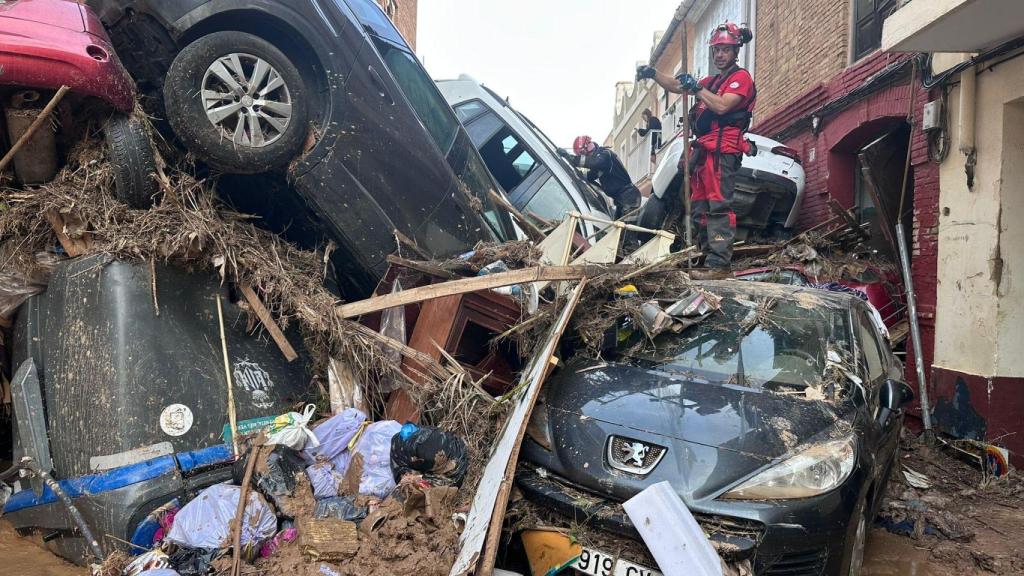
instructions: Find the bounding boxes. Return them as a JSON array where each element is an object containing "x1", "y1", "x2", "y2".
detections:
[
  {"x1": 259, "y1": 527, "x2": 298, "y2": 558},
  {"x1": 304, "y1": 407, "x2": 367, "y2": 473},
  {"x1": 168, "y1": 548, "x2": 220, "y2": 576},
  {"x1": 353, "y1": 420, "x2": 403, "y2": 498},
  {"x1": 390, "y1": 423, "x2": 469, "y2": 487},
  {"x1": 306, "y1": 462, "x2": 340, "y2": 499},
  {"x1": 252, "y1": 446, "x2": 307, "y2": 512},
  {"x1": 166, "y1": 484, "x2": 277, "y2": 550},
  {"x1": 314, "y1": 496, "x2": 368, "y2": 522},
  {"x1": 137, "y1": 571, "x2": 180, "y2": 576},
  {"x1": 265, "y1": 404, "x2": 319, "y2": 450}
]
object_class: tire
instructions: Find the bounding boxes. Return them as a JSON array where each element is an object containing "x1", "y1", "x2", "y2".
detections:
[
  {"x1": 104, "y1": 114, "x2": 159, "y2": 209},
  {"x1": 163, "y1": 31, "x2": 309, "y2": 174}
]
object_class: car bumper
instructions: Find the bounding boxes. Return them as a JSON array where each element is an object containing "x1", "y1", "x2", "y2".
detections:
[
  {"x1": 0, "y1": 22, "x2": 135, "y2": 111},
  {"x1": 3, "y1": 445, "x2": 234, "y2": 565},
  {"x1": 516, "y1": 466, "x2": 864, "y2": 576}
]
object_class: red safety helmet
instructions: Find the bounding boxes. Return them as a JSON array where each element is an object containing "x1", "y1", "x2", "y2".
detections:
[
  {"x1": 709, "y1": 22, "x2": 747, "y2": 47},
  {"x1": 573, "y1": 135, "x2": 595, "y2": 155}
]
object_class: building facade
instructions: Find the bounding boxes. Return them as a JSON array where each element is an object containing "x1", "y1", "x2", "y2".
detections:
[
  {"x1": 882, "y1": 0, "x2": 1024, "y2": 464},
  {"x1": 377, "y1": 0, "x2": 418, "y2": 49},
  {"x1": 608, "y1": 33, "x2": 662, "y2": 191}
]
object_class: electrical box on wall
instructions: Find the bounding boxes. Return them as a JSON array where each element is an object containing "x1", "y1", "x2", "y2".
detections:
[{"x1": 922, "y1": 100, "x2": 942, "y2": 131}]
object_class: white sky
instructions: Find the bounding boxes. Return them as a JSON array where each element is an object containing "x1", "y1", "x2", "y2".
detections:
[{"x1": 417, "y1": 0, "x2": 682, "y2": 148}]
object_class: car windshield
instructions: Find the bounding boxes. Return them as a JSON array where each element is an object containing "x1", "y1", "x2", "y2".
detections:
[
  {"x1": 508, "y1": 108, "x2": 609, "y2": 212},
  {"x1": 617, "y1": 290, "x2": 852, "y2": 395}
]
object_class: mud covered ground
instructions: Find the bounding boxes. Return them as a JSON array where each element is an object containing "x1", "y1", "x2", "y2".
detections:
[{"x1": 2, "y1": 434, "x2": 1021, "y2": 576}]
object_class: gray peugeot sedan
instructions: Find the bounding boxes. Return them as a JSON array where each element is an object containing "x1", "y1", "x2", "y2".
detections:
[{"x1": 518, "y1": 280, "x2": 913, "y2": 576}]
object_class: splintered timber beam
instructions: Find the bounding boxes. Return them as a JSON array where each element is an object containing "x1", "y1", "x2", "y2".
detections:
[
  {"x1": 450, "y1": 280, "x2": 588, "y2": 576},
  {"x1": 239, "y1": 284, "x2": 299, "y2": 362},
  {"x1": 337, "y1": 265, "x2": 608, "y2": 319}
]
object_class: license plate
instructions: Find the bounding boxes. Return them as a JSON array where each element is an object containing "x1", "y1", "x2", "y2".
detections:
[{"x1": 573, "y1": 547, "x2": 662, "y2": 576}]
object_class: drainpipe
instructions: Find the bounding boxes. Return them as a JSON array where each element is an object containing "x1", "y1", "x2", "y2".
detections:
[{"x1": 958, "y1": 65, "x2": 977, "y2": 189}]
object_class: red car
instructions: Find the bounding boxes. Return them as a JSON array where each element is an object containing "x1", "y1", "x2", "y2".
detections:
[
  {"x1": 734, "y1": 264, "x2": 906, "y2": 329},
  {"x1": 0, "y1": 0, "x2": 156, "y2": 207}
]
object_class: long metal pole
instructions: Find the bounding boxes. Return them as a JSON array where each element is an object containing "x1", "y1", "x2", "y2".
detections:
[
  {"x1": 679, "y1": 26, "x2": 693, "y2": 256},
  {"x1": 896, "y1": 224, "x2": 933, "y2": 435}
]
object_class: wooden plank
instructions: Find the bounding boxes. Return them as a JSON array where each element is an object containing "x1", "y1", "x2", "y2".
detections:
[
  {"x1": 827, "y1": 199, "x2": 870, "y2": 242},
  {"x1": 389, "y1": 294, "x2": 465, "y2": 423},
  {"x1": 451, "y1": 280, "x2": 588, "y2": 576},
  {"x1": 44, "y1": 210, "x2": 88, "y2": 257},
  {"x1": 488, "y1": 189, "x2": 545, "y2": 242},
  {"x1": 338, "y1": 265, "x2": 603, "y2": 319},
  {"x1": 386, "y1": 254, "x2": 459, "y2": 280},
  {"x1": 239, "y1": 284, "x2": 298, "y2": 362},
  {"x1": 858, "y1": 161, "x2": 900, "y2": 255}
]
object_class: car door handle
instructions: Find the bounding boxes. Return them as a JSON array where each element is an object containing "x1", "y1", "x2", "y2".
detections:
[{"x1": 367, "y1": 65, "x2": 394, "y2": 105}]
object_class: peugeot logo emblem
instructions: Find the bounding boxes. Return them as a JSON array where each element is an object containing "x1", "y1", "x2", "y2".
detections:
[{"x1": 621, "y1": 441, "x2": 649, "y2": 466}]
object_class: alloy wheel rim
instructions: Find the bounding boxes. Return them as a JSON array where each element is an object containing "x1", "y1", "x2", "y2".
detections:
[{"x1": 200, "y1": 52, "x2": 292, "y2": 148}]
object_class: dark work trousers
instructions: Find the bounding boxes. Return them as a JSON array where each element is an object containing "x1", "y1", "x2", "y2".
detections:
[
  {"x1": 613, "y1": 185, "x2": 642, "y2": 220},
  {"x1": 691, "y1": 149, "x2": 740, "y2": 268},
  {"x1": 614, "y1": 185, "x2": 642, "y2": 250}
]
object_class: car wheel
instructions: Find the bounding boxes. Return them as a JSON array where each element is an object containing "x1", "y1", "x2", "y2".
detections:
[
  {"x1": 847, "y1": 505, "x2": 869, "y2": 576},
  {"x1": 163, "y1": 31, "x2": 309, "y2": 174},
  {"x1": 104, "y1": 113, "x2": 159, "y2": 209}
]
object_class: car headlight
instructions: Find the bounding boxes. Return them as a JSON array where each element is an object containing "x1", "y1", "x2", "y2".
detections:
[{"x1": 720, "y1": 437, "x2": 856, "y2": 500}]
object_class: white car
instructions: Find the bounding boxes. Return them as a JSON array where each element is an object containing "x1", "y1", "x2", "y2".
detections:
[
  {"x1": 642, "y1": 131, "x2": 806, "y2": 240},
  {"x1": 437, "y1": 75, "x2": 614, "y2": 239}
]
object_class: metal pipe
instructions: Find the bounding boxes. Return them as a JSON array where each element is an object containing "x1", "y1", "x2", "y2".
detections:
[
  {"x1": 18, "y1": 457, "x2": 105, "y2": 562},
  {"x1": 957, "y1": 64, "x2": 976, "y2": 156},
  {"x1": 895, "y1": 225, "x2": 933, "y2": 434}
]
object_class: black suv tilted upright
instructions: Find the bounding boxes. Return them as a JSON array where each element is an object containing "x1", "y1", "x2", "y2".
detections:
[{"x1": 90, "y1": 0, "x2": 516, "y2": 295}]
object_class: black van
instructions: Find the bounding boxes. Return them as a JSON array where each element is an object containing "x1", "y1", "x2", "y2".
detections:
[{"x1": 90, "y1": 0, "x2": 517, "y2": 296}]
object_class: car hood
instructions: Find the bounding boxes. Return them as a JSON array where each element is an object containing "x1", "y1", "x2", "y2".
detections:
[
  {"x1": 0, "y1": 1, "x2": 86, "y2": 32},
  {"x1": 524, "y1": 360, "x2": 848, "y2": 502}
]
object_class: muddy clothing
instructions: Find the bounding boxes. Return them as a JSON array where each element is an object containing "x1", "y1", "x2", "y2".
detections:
[
  {"x1": 687, "y1": 66, "x2": 756, "y2": 268},
  {"x1": 569, "y1": 146, "x2": 641, "y2": 219}
]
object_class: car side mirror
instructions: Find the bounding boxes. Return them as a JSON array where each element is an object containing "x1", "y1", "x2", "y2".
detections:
[{"x1": 877, "y1": 379, "x2": 913, "y2": 426}]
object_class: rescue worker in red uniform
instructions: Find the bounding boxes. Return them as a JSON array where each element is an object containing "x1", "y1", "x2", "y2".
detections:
[{"x1": 637, "y1": 22, "x2": 756, "y2": 276}]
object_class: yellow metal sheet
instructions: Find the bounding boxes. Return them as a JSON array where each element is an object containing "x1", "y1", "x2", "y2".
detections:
[{"x1": 521, "y1": 529, "x2": 583, "y2": 576}]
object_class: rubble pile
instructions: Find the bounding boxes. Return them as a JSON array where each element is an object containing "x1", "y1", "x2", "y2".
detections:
[
  {"x1": 877, "y1": 432, "x2": 1024, "y2": 575},
  {"x1": 0, "y1": 123, "x2": 512, "y2": 576}
]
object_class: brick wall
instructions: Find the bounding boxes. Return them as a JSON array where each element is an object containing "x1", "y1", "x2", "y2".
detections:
[
  {"x1": 378, "y1": 0, "x2": 418, "y2": 50},
  {"x1": 751, "y1": 51, "x2": 940, "y2": 405},
  {"x1": 754, "y1": 0, "x2": 849, "y2": 119}
]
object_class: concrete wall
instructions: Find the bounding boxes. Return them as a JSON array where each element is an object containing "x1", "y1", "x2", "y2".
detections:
[
  {"x1": 934, "y1": 55, "x2": 1024, "y2": 378},
  {"x1": 754, "y1": 0, "x2": 849, "y2": 119}
]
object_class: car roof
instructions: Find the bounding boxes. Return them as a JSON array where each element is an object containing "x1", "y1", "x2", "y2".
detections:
[{"x1": 694, "y1": 278, "x2": 861, "y2": 310}]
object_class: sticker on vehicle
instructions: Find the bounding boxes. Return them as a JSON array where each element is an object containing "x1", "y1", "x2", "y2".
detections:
[
  {"x1": 222, "y1": 415, "x2": 278, "y2": 444},
  {"x1": 160, "y1": 404, "x2": 194, "y2": 437},
  {"x1": 233, "y1": 358, "x2": 275, "y2": 409}
]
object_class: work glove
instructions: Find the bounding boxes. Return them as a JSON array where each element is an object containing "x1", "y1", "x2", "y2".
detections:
[
  {"x1": 556, "y1": 148, "x2": 572, "y2": 159},
  {"x1": 636, "y1": 65, "x2": 657, "y2": 81},
  {"x1": 675, "y1": 73, "x2": 701, "y2": 92}
]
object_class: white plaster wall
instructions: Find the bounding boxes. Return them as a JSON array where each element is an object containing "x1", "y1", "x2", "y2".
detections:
[
  {"x1": 934, "y1": 55, "x2": 1024, "y2": 377},
  {"x1": 995, "y1": 96, "x2": 1024, "y2": 377}
]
